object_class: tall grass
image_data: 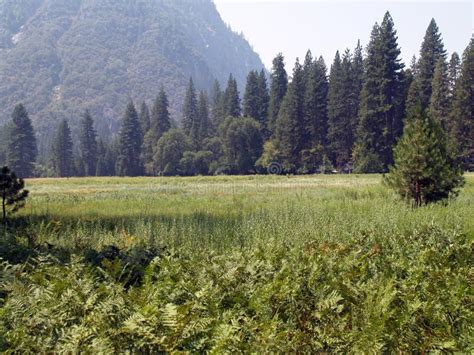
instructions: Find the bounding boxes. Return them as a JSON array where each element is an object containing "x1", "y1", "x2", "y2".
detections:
[{"x1": 0, "y1": 174, "x2": 472, "y2": 352}]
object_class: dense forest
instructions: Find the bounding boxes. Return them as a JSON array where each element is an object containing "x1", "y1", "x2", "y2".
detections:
[{"x1": 1, "y1": 13, "x2": 472, "y2": 177}]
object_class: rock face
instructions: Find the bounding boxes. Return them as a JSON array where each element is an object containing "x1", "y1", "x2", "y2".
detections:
[{"x1": 0, "y1": 0, "x2": 264, "y2": 147}]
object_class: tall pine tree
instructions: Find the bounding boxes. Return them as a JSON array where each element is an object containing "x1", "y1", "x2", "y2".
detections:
[
  {"x1": 243, "y1": 70, "x2": 260, "y2": 120},
  {"x1": 417, "y1": 19, "x2": 447, "y2": 109},
  {"x1": 197, "y1": 91, "x2": 211, "y2": 144},
  {"x1": 303, "y1": 57, "x2": 329, "y2": 150},
  {"x1": 268, "y1": 53, "x2": 288, "y2": 134},
  {"x1": 6, "y1": 104, "x2": 37, "y2": 178},
  {"x1": 52, "y1": 119, "x2": 74, "y2": 177},
  {"x1": 182, "y1": 78, "x2": 198, "y2": 135},
  {"x1": 210, "y1": 79, "x2": 224, "y2": 130},
  {"x1": 273, "y1": 59, "x2": 305, "y2": 171},
  {"x1": 257, "y1": 69, "x2": 270, "y2": 138},
  {"x1": 117, "y1": 101, "x2": 143, "y2": 176},
  {"x1": 429, "y1": 57, "x2": 451, "y2": 131},
  {"x1": 139, "y1": 102, "x2": 151, "y2": 137},
  {"x1": 223, "y1": 74, "x2": 241, "y2": 117},
  {"x1": 451, "y1": 39, "x2": 474, "y2": 170},
  {"x1": 79, "y1": 110, "x2": 98, "y2": 176},
  {"x1": 354, "y1": 12, "x2": 404, "y2": 172}
]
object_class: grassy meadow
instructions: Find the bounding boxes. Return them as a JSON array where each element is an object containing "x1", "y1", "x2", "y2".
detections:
[{"x1": 0, "y1": 174, "x2": 473, "y2": 352}]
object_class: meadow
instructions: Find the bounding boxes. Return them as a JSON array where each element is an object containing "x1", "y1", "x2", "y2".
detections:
[{"x1": 0, "y1": 174, "x2": 472, "y2": 352}]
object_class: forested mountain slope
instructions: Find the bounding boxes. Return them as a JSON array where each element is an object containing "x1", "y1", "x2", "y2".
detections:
[{"x1": 0, "y1": 0, "x2": 264, "y2": 146}]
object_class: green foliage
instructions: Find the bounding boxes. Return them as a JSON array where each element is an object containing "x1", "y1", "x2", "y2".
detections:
[
  {"x1": 0, "y1": 225, "x2": 472, "y2": 352},
  {"x1": 273, "y1": 59, "x2": 305, "y2": 172},
  {"x1": 0, "y1": 166, "x2": 29, "y2": 220},
  {"x1": 268, "y1": 53, "x2": 288, "y2": 134},
  {"x1": 354, "y1": 12, "x2": 404, "y2": 172},
  {"x1": 153, "y1": 129, "x2": 191, "y2": 176},
  {"x1": 79, "y1": 111, "x2": 98, "y2": 177},
  {"x1": 52, "y1": 120, "x2": 74, "y2": 178},
  {"x1": 417, "y1": 19, "x2": 447, "y2": 109},
  {"x1": 385, "y1": 108, "x2": 464, "y2": 206},
  {"x1": 6, "y1": 104, "x2": 37, "y2": 178},
  {"x1": 450, "y1": 39, "x2": 474, "y2": 170},
  {"x1": 429, "y1": 57, "x2": 451, "y2": 131},
  {"x1": 223, "y1": 74, "x2": 241, "y2": 118},
  {"x1": 220, "y1": 117, "x2": 263, "y2": 174},
  {"x1": 117, "y1": 102, "x2": 143, "y2": 177}
]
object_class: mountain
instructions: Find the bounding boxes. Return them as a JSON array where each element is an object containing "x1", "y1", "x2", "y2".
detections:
[{"x1": 0, "y1": 0, "x2": 264, "y2": 152}]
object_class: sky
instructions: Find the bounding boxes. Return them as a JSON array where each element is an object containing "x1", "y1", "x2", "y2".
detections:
[{"x1": 214, "y1": 0, "x2": 473, "y2": 69}]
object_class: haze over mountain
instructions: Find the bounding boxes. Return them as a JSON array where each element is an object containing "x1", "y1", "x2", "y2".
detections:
[{"x1": 0, "y1": 0, "x2": 264, "y2": 149}]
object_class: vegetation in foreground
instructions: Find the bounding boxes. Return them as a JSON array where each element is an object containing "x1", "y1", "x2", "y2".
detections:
[{"x1": 0, "y1": 174, "x2": 473, "y2": 352}]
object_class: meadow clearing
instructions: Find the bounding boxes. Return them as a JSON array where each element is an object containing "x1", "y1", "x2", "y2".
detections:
[{"x1": 0, "y1": 174, "x2": 472, "y2": 352}]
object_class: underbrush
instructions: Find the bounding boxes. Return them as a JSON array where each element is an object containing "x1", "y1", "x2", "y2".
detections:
[{"x1": 1, "y1": 225, "x2": 472, "y2": 352}]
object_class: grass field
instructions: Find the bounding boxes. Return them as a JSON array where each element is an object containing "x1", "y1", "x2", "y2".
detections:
[{"x1": 1, "y1": 174, "x2": 473, "y2": 352}]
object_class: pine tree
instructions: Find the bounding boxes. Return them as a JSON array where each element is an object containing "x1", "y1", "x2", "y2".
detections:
[
  {"x1": 52, "y1": 119, "x2": 74, "y2": 177},
  {"x1": 379, "y1": 11, "x2": 404, "y2": 165},
  {"x1": 303, "y1": 56, "x2": 329, "y2": 151},
  {"x1": 223, "y1": 74, "x2": 241, "y2": 117},
  {"x1": 417, "y1": 19, "x2": 447, "y2": 109},
  {"x1": 273, "y1": 59, "x2": 305, "y2": 171},
  {"x1": 243, "y1": 70, "x2": 260, "y2": 120},
  {"x1": 451, "y1": 39, "x2": 474, "y2": 170},
  {"x1": 182, "y1": 78, "x2": 198, "y2": 135},
  {"x1": 257, "y1": 69, "x2": 270, "y2": 138},
  {"x1": 197, "y1": 91, "x2": 211, "y2": 144},
  {"x1": 79, "y1": 110, "x2": 98, "y2": 176},
  {"x1": 448, "y1": 52, "x2": 461, "y2": 98},
  {"x1": 1, "y1": 166, "x2": 29, "y2": 221},
  {"x1": 429, "y1": 57, "x2": 451, "y2": 131},
  {"x1": 6, "y1": 104, "x2": 37, "y2": 178},
  {"x1": 210, "y1": 79, "x2": 225, "y2": 130},
  {"x1": 268, "y1": 53, "x2": 288, "y2": 134},
  {"x1": 385, "y1": 107, "x2": 464, "y2": 206},
  {"x1": 117, "y1": 101, "x2": 143, "y2": 176},
  {"x1": 139, "y1": 102, "x2": 151, "y2": 136},
  {"x1": 353, "y1": 23, "x2": 384, "y2": 173},
  {"x1": 327, "y1": 50, "x2": 354, "y2": 168},
  {"x1": 354, "y1": 13, "x2": 404, "y2": 171}
]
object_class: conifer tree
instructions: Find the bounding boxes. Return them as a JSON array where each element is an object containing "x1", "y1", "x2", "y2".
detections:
[
  {"x1": 117, "y1": 101, "x2": 143, "y2": 176},
  {"x1": 429, "y1": 57, "x2": 451, "y2": 131},
  {"x1": 143, "y1": 88, "x2": 171, "y2": 174},
  {"x1": 79, "y1": 110, "x2": 98, "y2": 176},
  {"x1": 385, "y1": 107, "x2": 464, "y2": 206},
  {"x1": 1, "y1": 166, "x2": 29, "y2": 221},
  {"x1": 243, "y1": 70, "x2": 260, "y2": 120},
  {"x1": 353, "y1": 23, "x2": 384, "y2": 173},
  {"x1": 257, "y1": 69, "x2": 270, "y2": 137},
  {"x1": 417, "y1": 19, "x2": 447, "y2": 109},
  {"x1": 182, "y1": 78, "x2": 198, "y2": 135},
  {"x1": 210, "y1": 79, "x2": 225, "y2": 130},
  {"x1": 448, "y1": 52, "x2": 461, "y2": 97},
  {"x1": 223, "y1": 74, "x2": 241, "y2": 117},
  {"x1": 273, "y1": 59, "x2": 305, "y2": 171},
  {"x1": 327, "y1": 50, "x2": 354, "y2": 168},
  {"x1": 354, "y1": 13, "x2": 404, "y2": 171},
  {"x1": 139, "y1": 102, "x2": 151, "y2": 136},
  {"x1": 451, "y1": 39, "x2": 474, "y2": 170},
  {"x1": 197, "y1": 91, "x2": 211, "y2": 144},
  {"x1": 6, "y1": 104, "x2": 37, "y2": 178},
  {"x1": 268, "y1": 53, "x2": 288, "y2": 134},
  {"x1": 52, "y1": 119, "x2": 74, "y2": 177}
]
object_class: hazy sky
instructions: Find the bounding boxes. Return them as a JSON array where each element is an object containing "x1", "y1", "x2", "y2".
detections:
[{"x1": 214, "y1": 0, "x2": 473, "y2": 69}]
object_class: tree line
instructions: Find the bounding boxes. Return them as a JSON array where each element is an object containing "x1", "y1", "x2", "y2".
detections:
[{"x1": 1, "y1": 13, "x2": 472, "y2": 178}]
